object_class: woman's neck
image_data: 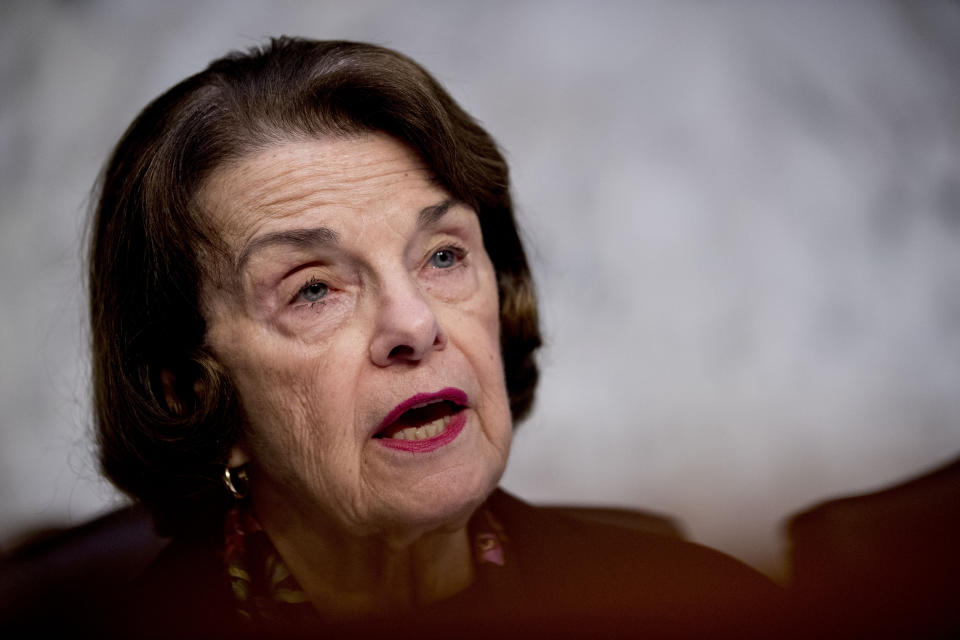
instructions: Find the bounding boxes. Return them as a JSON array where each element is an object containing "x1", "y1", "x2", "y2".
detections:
[{"x1": 251, "y1": 496, "x2": 476, "y2": 617}]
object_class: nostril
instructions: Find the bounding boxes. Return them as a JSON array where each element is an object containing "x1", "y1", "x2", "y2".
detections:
[{"x1": 388, "y1": 345, "x2": 415, "y2": 360}]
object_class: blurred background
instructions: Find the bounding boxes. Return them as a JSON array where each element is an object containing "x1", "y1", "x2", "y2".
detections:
[{"x1": 1, "y1": 0, "x2": 958, "y2": 579}]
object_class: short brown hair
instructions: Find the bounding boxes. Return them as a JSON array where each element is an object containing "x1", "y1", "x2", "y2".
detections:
[{"x1": 89, "y1": 38, "x2": 541, "y2": 536}]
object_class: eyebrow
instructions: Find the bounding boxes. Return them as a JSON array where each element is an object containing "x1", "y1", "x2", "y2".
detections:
[
  {"x1": 417, "y1": 198, "x2": 456, "y2": 228},
  {"x1": 235, "y1": 227, "x2": 340, "y2": 273},
  {"x1": 234, "y1": 198, "x2": 459, "y2": 274}
]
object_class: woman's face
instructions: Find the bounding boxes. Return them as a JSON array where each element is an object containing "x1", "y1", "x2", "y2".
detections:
[{"x1": 199, "y1": 134, "x2": 512, "y2": 540}]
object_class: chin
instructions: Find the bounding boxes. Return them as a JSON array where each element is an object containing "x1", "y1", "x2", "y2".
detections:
[{"x1": 383, "y1": 463, "x2": 505, "y2": 538}]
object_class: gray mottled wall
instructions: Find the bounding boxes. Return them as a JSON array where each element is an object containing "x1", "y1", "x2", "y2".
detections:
[{"x1": 2, "y1": 0, "x2": 959, "y2": 577}]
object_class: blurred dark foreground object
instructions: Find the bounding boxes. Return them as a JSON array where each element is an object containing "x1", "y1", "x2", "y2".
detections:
[
  {"x1": 0, "y1": 503, "x2": 170, "y2": 630},
  {"x1": 7, "y1": 460, "x2": 959, "y2": 638},
  {"x1": 0, "y1": 498, "x2": 682, "y2": 633},
  {"x1": 787, "y1": 455, "x2": 960, "y2": 637}
]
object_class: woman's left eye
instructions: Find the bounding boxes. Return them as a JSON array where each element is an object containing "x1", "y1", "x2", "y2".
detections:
[{"x1": 429, "y1": 247, "x2": 461, "y2": 269}]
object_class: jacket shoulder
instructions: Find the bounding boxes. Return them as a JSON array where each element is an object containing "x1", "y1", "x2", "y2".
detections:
[{"x1": 486, "y1": 489, "x2": 787, "y2": 635}]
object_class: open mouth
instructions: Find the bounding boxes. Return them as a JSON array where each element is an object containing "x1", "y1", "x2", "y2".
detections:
[
  {"x1": 374, "y1": 400, "x2": 465, "y2": 441},
  {"x1": 373, "y1": 388, "x2": 469, "y2": 444}
]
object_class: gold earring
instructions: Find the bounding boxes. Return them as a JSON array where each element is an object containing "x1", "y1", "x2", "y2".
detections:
[{"x1": 223, "y1": 465, "x2": 249, "y2": 500}]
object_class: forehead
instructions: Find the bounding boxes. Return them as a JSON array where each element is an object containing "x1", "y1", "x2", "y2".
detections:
[{"x1": 197, "y1": 133, "x2": 439, "y2": 261}]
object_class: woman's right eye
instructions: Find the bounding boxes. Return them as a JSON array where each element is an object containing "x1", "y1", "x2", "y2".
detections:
[{"x1": 296, "y1": 278, "x2": 328, "y2": 304}]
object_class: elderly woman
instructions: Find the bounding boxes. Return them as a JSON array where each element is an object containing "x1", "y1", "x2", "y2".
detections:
[{"x1": 88, "y1": 38, "x2": 781, "y2": 636}]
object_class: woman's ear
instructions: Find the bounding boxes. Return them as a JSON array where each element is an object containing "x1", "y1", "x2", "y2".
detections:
[{"x1": 228, "y1": 445, "x2": 250, "y2": 467}]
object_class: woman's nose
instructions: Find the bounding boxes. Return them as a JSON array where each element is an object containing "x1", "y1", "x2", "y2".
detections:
[{"x1": 369, "y1": 277, "x2": 446, "y2": 367}]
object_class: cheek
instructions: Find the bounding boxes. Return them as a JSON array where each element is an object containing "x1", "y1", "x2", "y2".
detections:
[
  {"x1": 462, "y1": 285, "x2": 512, "y2": 422},
  {"x1": 213, "y1": 328, "x2": 358, "y2": 472},
  {"x1": 238, "y1": 359, "x2": 361, "y2": 494}
]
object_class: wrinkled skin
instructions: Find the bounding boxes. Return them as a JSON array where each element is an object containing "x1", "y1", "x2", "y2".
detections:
[{"x1": 198, "y1": 134, "x2": 513, "y2": 609}]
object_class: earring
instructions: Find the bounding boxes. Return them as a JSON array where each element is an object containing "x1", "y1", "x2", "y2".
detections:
[{"x1": 223, "y1": 465, "x2": 250, "y2": 500}]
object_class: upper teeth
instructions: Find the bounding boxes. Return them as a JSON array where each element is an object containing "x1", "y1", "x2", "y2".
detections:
[{"x1": 389, "y1": 415, "x2": 452, "y2": 440}]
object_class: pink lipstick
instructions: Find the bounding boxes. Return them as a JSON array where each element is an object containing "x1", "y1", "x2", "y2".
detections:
[{"x1": 374, "y1": 387, "x2": 468, "y2": 453}]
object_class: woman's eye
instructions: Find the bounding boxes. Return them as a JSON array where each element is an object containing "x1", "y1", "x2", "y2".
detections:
[
  {"x1": 429, "y1": 248, "x2": 459, "y2": 269},
  {"x1": 297, "y1": 279, "x2": 328, "y2": 303}
]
